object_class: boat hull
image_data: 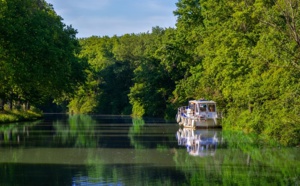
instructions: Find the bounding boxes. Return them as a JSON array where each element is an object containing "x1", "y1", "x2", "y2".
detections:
[{"x1": 178, "y1": 116, "x2": 221, "y2": 128}]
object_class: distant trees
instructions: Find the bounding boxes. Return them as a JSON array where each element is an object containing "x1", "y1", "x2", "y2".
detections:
[
  {"x1": 70, "y1": 0, "x2": 300, "y2": 145},
  {"x1": 0, "y1": 0, "x2": 87, "y2": 111}
]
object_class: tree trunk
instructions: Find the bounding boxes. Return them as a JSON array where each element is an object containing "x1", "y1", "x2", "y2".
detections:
[
  {"x1": 9, "y1": 99, "x2": 13, "y2": 110},
  {"x1": 0, "y1": 99, "x2": 4, "y2": 111},
  {"x1": 25, "y1": 101, "x2": 30, "y2": 111}
]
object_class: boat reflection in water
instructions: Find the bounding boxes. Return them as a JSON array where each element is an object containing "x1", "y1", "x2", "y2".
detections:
[{"x1": 176, "y1": 128, "x2": 222, "y2": 157}]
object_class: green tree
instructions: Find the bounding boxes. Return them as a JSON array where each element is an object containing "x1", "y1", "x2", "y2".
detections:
[
  {"x1": 70, "y1": 36, "x2": 134, "y2": 114},
  {"x1": 172, "y1": 0, "x2": 300, "y2": 145},
  {"x1": 0, "y1": 0, "x2": 87, "y2": 110}
]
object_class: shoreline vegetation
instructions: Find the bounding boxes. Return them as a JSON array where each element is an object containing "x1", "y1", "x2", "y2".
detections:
[
  {"x1": 0, "y1": 0, "x2": 299, "y2": 147},
  {"x1": 0, "y1": 109, "x2": 43, "y2": 124}
]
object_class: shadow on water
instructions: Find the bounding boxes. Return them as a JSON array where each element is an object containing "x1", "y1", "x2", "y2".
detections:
[{"x1": 0, "y1": 114, "x2": 299, "y2": 185}]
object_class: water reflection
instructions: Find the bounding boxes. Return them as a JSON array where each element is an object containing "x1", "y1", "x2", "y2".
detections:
[
  {"x1": 128, "y1": 117, "x2": 177, "y2": 150},
  {"x1": 0, "y1": 115, "x2": 299, "y2": 185},
  {"x1": 0, "y1": 121, "x2": 38, "y2": 146},
  {"x1": 128, "y1": 117, "x2": 146, "y2": 149},
  {"x1": 53, "y1": 114, "x2": 98, "y2": 147},
  {"x1": 176, "y1": 128, "x2": 223, "y2": 157}
]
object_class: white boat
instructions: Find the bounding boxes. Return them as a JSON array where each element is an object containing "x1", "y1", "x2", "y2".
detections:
[{"x1": 176, "y1": 99, "x2": 222, "y2": 128}]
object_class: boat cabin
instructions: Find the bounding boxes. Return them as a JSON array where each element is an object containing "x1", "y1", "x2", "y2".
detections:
[{"x1": 187, "y1": 100, "x2": 217, "y2": 116}]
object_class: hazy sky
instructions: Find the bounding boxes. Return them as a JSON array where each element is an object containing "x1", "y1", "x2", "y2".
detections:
[{"x1": 46, "y1": 0, "x2": 178, "y2": 38}]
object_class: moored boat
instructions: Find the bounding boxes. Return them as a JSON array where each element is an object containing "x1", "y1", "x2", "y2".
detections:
[{"x1": 176, "y1": 99, "x2": 222, "y2": 128}]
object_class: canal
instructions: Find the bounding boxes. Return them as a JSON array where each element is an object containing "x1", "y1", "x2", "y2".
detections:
[{"x1": 0, "y1": 114, "x2": 299, "y2": 185}]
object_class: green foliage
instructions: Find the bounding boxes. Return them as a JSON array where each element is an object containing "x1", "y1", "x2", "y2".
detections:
[
  {"x1": 168, "y1": 0, "x2": 300, "y2": 146},
  {"x1": 69, "y1": 36, "x2": 134, "y2": 114},
  {"x1": 129, "y1": 83, "x2": 145, "y2": 117},
  {"x1": 0, "y1": 0, "x2": 87, "y2": 110},
  {"x1": 3, "y1": 0, "x2": 298, "y2": 146},
  {"x1": 74, "y1": 29, "x2": 176, "y2": 117},
  {"x1": 72, "y1": 0, "x2": 300, "y2": 145},
  {"x1": 0, "y1": 109, "x2": 42, "y2": 123}
]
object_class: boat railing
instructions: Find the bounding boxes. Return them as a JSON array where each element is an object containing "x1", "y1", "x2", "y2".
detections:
[
  {"x1": 178, "y1": 106, "x2": 223, "y2": 118},
  {"x1": 178, "y1": 106, "x2": 189, "y2": 116}
]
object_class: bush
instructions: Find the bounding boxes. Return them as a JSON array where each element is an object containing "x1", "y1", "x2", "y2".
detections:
[{"x1": 0, "y1": 109, "x2": 42, "y2": 124}]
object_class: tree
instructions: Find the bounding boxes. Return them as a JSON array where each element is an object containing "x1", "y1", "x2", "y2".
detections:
[
  {"x1": 171, "y1": 0, "x2": 299, "y2": 145},
  {"x1": 0, "y1": 0, "x2": 87, "y2": 110}
]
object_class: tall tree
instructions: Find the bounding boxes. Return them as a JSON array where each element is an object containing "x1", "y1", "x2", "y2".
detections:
[
  {"x1": 172, "y1": 0, "x2": 299, "y2": 145},
  {"x1": 0, "y1": 0, "x2": 87, "y2": 110}
]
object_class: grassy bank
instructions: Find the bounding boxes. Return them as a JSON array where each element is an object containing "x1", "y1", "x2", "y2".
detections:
[{"x1": 0, "y1": 109, "x2": 42, "y2": 124}]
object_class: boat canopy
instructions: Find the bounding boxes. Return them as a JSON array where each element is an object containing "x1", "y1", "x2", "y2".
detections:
[
  {"x1": 188, "y1": 100, "x2": 217, "y2": 112},
  {"x1": 189, "y1": 100, "x2": 216, "y2": 104}
]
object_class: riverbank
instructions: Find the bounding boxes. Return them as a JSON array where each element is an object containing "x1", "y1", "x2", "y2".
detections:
[{"x1": 0, "y1": 110, "x2": 42, "y2": 124}]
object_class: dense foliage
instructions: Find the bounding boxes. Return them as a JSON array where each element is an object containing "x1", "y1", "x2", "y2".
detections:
[
  {"x1": 69, "y1": 0, "x2": 300, "y2": 146},
  {"x1": 0, "y1": 0, "x2": 87, "y2": 110},
  {"x1": 1, "y1": 0, "x2": 299, "y2": 145}
]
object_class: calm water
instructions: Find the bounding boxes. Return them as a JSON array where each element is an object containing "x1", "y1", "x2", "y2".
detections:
[{"x1": 0, "y1": 114, "x2": 299, "y2": 186}]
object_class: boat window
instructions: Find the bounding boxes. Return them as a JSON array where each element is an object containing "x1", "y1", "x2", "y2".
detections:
[
  {"x1": 208, "y1": 104, "x2": 215, "y2": 112},
  {"x1": 199, "y1": 104, "x2": 206, "y2": 112}
]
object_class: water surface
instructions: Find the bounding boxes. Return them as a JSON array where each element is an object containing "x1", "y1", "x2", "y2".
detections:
[{"x1": 0, "y1": 114, "x2": 299, "y2": 185}]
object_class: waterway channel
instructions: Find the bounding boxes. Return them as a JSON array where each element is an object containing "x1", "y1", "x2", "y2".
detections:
[{"x1": 0, "y1": 114, "x2": 299, "y2": 185}]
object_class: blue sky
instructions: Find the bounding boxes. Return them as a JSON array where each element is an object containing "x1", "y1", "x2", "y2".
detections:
[{"x1": 46, "y1": 0, "x2": 178, "y2": 38}]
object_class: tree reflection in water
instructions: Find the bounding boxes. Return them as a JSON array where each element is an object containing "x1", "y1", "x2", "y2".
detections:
[
  {"x1": 0, "y1": 115, "x2": 299, "y2": 185},
  {"x1": 53, "y1": 114, "x2": 97, "y2": 147},
  {"x1": 174, "y1": 129, "x2": 300, "y2": 185}
]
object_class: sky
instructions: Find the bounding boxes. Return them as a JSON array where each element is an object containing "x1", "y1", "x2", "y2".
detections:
[{"x1": 46, "y1": 0, "x2": 178, "y2": 38}]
